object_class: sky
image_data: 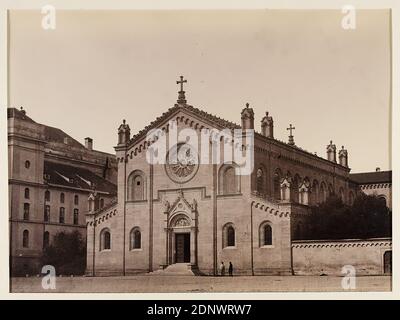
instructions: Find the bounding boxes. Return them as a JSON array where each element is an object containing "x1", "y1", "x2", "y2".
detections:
[{"x1": 9, "y1": 9, "x2": 391, "y2": 173}]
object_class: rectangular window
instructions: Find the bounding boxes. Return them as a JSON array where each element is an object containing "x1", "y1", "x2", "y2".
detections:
[
  {"x1": 59, "y1": 207, "x2": 65, "y2": 224},
  {"x1": 23, "y1": 203, "x2": 30, "y2": 220},
  {"x1": 73, "y1": 209, "x2": 79, "y2": 225},
  {"x1": 44, "y1": 205, "x2": 50, "y2": 222},
  {"x1": 23, "y1": 230, "x2": 29, "y2": 248}
]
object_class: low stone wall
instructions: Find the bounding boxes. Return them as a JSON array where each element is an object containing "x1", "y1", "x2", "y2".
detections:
[{"x1": 292, "y1": 238, "x2": 392, "y2": 276}]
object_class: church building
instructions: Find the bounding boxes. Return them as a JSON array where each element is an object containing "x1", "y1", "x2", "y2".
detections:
[{"x1": 86, "y1": 77, "x2": 359, "y2": 276}]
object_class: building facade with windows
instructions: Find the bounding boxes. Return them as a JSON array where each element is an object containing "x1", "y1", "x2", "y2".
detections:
[
  {"x1": 8, "y1": 107, "x2": 117, "y2": 275},
  {"x1": 86, "y1": 83, "x2": 362, "y2": 276},
  {"x1": 350, "y1": 169, "x2": 392, "y2": 210}
]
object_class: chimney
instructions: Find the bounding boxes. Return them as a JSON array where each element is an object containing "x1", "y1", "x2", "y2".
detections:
[
  {"x1": 338, "y1": 146, "x2": 348, "y2": 167},
  {"x1": 241, "y1": 103, "x2": 254, "y2": 130},
  {"x1": 326, "y1": 141, "x2": 337, "y2": 163},
  {"x1": 85, "y1": 137, "x2": 93, "y2": 151},
  {"x1": 261, "y1": 112, "x2": 274, "y2": 138}
]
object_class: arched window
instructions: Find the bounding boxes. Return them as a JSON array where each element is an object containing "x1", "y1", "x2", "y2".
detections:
[
  {"x1": 59, "y1": 207, "x2": 65, "y2": 223},
  {"x1": 128, "y1": 170, "x2": 146, "y2": 201},
  {"x1": 339, "y1": 187, "x2": 345, "y2": 203},
  {"x1": 133, "y1": 176, "x2": 144, "y2": 199},
  {"x1": 44, "y1": 205, "x2": 50, "y2": 222},
  {"x1": 22, "y1": 230, "x2": 29, "y2": 248},
  {"x1": 227, "y1": 226, "x2": 235, "y2": 247},
  {"x1": 74, "y1": 195, "x2": 79, "y2": 205},
  {"x1": 223, "y1": 223, "x2": 235, "y2": 248},
  {"x1": 100, "y1": 229, "x2": 111, "y2": 251},
  {"x1": 130, "y1": 227, "x2": 141, "y2": 250},
  {"x1": 224, "y1": 167, "x2": 237, "y2": 194},
  {"x1": 219, "y1": 164, "x2": 240, "y2": 195},
  {"x1": 45, "y1": 190, "x2": 50, "y2": 202},
  {"x1": 378, "y1": 196, "x2": 387, "y2": 207},
  {"x1": 328, "y1": 184, "x2": 334, "y2": 197},
  {"x1": 259, "y1": 222, "x2": 273, "y2": 246},
  {"x1": 349, "y1": 191, "x2": 355, "y2": 205},
  {"x1": 320, "y1": 183, "x2": 327, "y2": 203},
  {"x1": 24, "y1": 188, "x2": 30, "y2": 199},
  {"x1": 23, "y1": 203, "x2": 30, "y2": 220},
  {"x1": 256, "y1": 167, "x2": 265, "y2": 195},
  {"x1": 273, "y1": 169, "x2": 282, "y2": 200},
  {"x1": 43, "y1": 231, "x2": 50, "y2": 249},
  {"x1": 100, "y1": 198, "x2": 104, "y2": 208},
  {"x1": 25, "y1": 160, "x2": 30, "y2": 169},
  {"x1": 311, "y1": 180, "x2": 319, "y2": 204},
  {"x1": 60, "y1": 193, "x2": 65, "y2": 203},
  {"x1": 292, "y1": 174, "x2": 300, "y2": 203},
  {"x1": 73, "y1": 209, "x2": 79, "y2": 225}
]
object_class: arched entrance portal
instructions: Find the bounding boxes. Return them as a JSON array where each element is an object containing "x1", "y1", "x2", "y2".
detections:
[
  {"x1": 175, "y1": 233, "x2": 190, "y2": 263},
  {"x1": 167, "y1": 213, "x2": 197, "y2": 265}
]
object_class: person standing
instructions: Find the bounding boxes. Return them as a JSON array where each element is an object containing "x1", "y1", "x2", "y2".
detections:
[
  {"x1": 220, "y1": 261, "x2": 225, "y2": 276},
  {"x1": 228, "y1": 262, "x2": 233, "y2": 276}
]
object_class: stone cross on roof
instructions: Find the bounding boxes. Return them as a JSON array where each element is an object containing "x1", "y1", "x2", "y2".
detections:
[
  {"x1": 176, "y1": 76, "x2": 187, "y2": 104},
  {"x1": 287, "y1": 124, "x2": 296, "y2": 146}
]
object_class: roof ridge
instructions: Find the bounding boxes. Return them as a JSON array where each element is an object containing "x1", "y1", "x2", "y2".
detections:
[{"x1": 350, "y1": 170, "x2": 392, "y2": 175}]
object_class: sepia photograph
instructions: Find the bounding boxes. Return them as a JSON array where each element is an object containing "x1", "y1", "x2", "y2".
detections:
[{"x1": 3, "y1": 4, "x2": 394, "y2": 296}]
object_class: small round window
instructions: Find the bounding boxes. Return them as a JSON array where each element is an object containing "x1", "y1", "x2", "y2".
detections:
[{"x1": 25, "y1": 160, "x2": 30, "y2": 169}]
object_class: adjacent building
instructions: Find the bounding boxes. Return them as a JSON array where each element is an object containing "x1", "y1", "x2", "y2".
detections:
[
  {"x1": 8, "y1": 107, "x2": 117, "y2": 275},
  {"x1": 350, "y1": 168, "x2": 392, "y2": 210}
]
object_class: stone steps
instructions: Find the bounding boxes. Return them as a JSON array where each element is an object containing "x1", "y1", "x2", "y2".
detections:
[{"x1": 148, "y1": 263, "x2": 196, "y2": 276}]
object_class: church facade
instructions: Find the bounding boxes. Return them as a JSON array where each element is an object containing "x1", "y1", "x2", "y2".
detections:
[{"x1": 86, "y1": 78, "x2": 358, "y2": 276}]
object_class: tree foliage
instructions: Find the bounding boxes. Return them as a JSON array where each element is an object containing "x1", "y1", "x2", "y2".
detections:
[
  {"x1": 42, "y1": 230, "x2": 86, "y2": 275},
  {"x1": 297, "y1": 194, "x2": 391, "y2": 240}
]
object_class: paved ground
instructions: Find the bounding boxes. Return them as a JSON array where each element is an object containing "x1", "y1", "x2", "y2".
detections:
[{"x1": 10, "y1": 275, "x2": 391, "y2": 293}]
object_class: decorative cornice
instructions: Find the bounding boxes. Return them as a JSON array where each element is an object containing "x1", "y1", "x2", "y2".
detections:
[
  {"x1": 9, "y1": 179, "x2": 114, "y2": 195},
  {"x1": 9, "y1": 218, "x2": 86, "y2": 228},
  {"x1": 124, "y1": 104, "x2": 239, "y2": 148},
  {"x1": 251, "y1": 196, "x2": 291, "y2": 218},
  {"x1": 9, "y1": 179, "x2": 46, "y2": 188},
  {"x1": 86, "y1": 201, "x2": 118, "y2": 226},
  {"x1": 360, "y1": 183, "x2": 391, "y2": 190},
  {"x1": 292, "y1": 238, "x2": 392, "y2": 249}
]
